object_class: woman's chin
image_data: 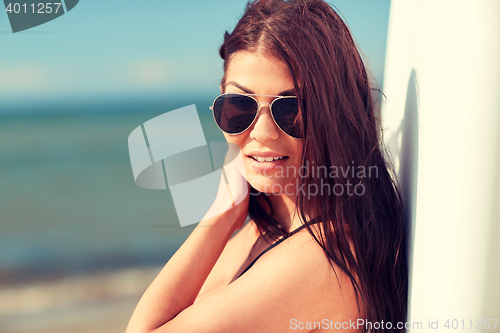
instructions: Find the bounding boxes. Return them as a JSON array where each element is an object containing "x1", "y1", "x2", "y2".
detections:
[{"x1": 248, "y1": 177, "x2": 294, "y2": 196}]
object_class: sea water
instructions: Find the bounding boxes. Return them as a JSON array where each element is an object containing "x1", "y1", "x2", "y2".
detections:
[{"x1": 0, "y1": 97, "x2": 223, "y2": 286}]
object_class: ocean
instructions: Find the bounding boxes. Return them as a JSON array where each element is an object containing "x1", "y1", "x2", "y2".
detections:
[{"x1": 0, "y1": 96, "x2": 223, "y2": 332}]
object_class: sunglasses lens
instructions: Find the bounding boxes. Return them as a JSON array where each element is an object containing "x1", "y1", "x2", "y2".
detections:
[
  {"x1": 272, "y1": 97, "x2": 301, "y2": 138},
  {"x1": 213, "y1": 94, "x2": 258, "y2": 134}
]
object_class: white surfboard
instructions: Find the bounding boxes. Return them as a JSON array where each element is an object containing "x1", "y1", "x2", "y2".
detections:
[{"x1": 382, "y1": 1, "x2": 500, "y2": 331}]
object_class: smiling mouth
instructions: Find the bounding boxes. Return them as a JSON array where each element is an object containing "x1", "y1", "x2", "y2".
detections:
[{"x1": 250, "y1": 156, "x2": 289, "y2": 163}]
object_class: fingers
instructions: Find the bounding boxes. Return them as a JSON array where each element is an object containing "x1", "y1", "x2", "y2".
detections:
[
  {"x1": 221, "y1": 146, "x2": 249, "y2": 207},
  {"x1": 201, "y1": 144, "x2": 249, "y2": 223}
]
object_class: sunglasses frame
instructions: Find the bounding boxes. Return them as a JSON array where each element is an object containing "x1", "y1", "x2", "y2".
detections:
[{"x1": 209, "y1": 93, "x2": 301, "y2": 139}]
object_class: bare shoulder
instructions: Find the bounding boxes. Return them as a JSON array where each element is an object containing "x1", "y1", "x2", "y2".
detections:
[
  {"x1": 195, "y1": 221, "x2": 260, "y2": 302},
  {"x1": 247, "y1": 226, "x2": 360, "y2": 322}
]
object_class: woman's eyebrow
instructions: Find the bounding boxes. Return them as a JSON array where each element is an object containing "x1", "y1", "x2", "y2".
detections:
[
  {"x1": 226, "y1": 81, "x2": 254, "y2": 94},
  {"x1": 278, "y1": 89, "x2": 296, "y2": 96}
]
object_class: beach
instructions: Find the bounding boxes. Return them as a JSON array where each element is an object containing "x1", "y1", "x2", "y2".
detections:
[{"x1": 0, "y1": 266, "x2": 161, "y2": 333}]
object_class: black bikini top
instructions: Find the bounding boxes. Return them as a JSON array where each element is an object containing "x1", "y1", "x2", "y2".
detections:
[{"x1": 238, "y1": 219, "x2": 320, "y2": 278}]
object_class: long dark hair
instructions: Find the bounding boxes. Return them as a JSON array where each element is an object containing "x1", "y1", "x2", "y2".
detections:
[{"x1": 219, "y1": 0, "x2": 408, "y2": 331}]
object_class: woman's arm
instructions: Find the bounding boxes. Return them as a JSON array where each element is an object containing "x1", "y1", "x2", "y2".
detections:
[
  {"x1": 126, "y1": 149, "x2": 250, "y2": 333},
  {"x1": 125, "y1": 207, "x2": 247, "y2": 333}
]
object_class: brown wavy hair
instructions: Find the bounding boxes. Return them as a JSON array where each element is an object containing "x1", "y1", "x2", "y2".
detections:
[{"x1": 219, "y1": 0, "x2": 408, "y2": 331}]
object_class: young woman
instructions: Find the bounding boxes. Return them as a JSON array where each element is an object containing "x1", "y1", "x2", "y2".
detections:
[{"x1": 126, "y1": 0, "x2": 408, "y2": 332}]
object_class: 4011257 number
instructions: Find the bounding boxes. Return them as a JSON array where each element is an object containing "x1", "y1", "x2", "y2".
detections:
[
  {"x1": 443, "y1": 319, "x2": 499, "y2": 330},
  {"x1": 5, "y1": 3, "x2": 62, "y2": 14}
]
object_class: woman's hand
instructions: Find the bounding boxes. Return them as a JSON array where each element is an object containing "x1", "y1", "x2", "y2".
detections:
[{"x1": 202, "y1": 143, "x2": 250, "y2": 233}]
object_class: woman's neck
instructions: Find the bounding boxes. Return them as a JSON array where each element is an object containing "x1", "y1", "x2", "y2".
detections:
[{"x1": 267, "y1": 192, "x2": 302, "y2": 233}]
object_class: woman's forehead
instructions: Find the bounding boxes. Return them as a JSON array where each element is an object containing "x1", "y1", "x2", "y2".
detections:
[{"x1": 225, "y1": 51, "x2": 294, "y2": 95}]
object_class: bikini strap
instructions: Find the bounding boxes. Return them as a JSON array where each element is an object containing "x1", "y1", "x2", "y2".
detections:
[{"x1": 237, "y1": 219, "x2": 320, "y2": 278}]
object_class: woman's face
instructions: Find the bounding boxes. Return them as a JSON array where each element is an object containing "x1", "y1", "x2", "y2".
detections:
[{"x1": 222, "y1": 51, "x2": 303, "y2": 196}]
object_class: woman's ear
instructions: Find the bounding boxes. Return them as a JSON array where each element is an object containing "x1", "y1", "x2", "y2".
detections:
[{"x1": 220, "y1": 85, "x2": 224, "y2": 94}]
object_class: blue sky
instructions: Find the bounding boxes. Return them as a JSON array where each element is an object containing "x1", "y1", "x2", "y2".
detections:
[{"x1": 0, "y1": 0, "x2": 391, "y2": 110}]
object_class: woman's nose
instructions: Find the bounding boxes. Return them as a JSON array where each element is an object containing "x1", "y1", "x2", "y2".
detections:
[{"x1": 249, "y1": 104, "x2": 280, "y2": 142}]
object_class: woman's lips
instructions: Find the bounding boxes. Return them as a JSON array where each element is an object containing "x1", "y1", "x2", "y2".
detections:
[{"x1": 247, "y1": 155, "x2": 289, "y2": 173}]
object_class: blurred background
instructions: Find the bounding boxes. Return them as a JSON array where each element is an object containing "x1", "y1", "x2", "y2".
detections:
[{"x1": 0, "y1": 1, "x2": 390, "y2": 332}]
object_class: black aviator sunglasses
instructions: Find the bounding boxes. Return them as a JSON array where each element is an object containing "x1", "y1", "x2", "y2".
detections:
[{"x1": 210, "y1": 93, "x2": 302, "y2": 139}]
